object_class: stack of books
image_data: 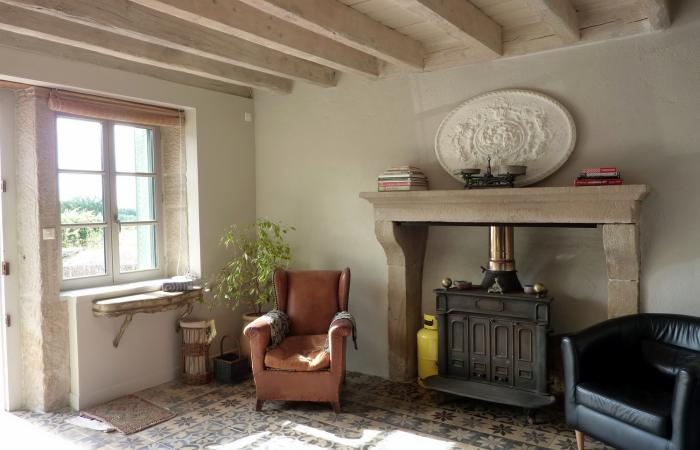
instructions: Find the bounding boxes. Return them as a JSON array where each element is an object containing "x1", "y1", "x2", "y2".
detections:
[
  {"x1": 575, "y1": 167, "x2": 624, "y2": 186},
  {"x1": 378, "y1": 166, "x2": 428, "y2": 191}
]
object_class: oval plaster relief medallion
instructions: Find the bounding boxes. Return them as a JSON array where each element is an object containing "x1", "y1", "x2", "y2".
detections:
[{"x1": 435, "y1": 89, "x2": 576, "y2": 187}]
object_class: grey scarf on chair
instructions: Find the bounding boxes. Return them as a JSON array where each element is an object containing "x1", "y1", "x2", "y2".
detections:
[
  {"x1": 261, "y1": 309, "x2": 289, "y2": 349},
  {"x1": 324, "y1": 311, "x2": 358, "y2": 352}
]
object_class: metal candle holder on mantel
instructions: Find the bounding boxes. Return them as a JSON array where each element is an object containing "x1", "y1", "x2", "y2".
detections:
[{"x1": 455, "y1": 157, "x2": 527, "y2": 189}]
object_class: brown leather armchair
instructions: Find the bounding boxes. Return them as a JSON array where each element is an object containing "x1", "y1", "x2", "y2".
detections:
[{"x1": 243, "y1": 268, "x2": 352, "y2": 413}]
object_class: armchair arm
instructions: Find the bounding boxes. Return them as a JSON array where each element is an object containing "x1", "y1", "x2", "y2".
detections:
[
  {"x1": 561, "y1": 335, "x2": 581, "y2": 425},
  {"x1": 561, "y1": 318, "x2": 636, "y2": 426},
  {"x1": 243, "y1": 317, "x2": 271, "y2": 375},
  {"x1": 328, "y1": 318, "x2": 352, "y2": 374},
  {"x1": 671, "y1": 360, "x2": 700, "y2": 450}
]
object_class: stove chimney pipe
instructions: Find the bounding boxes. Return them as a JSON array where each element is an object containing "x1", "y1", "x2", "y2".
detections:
[
  {"x1": 489, "y1": 225, "x2": 515, "y2": 272},
  {"x1": 481, "y1": 225, "x2": 522, "y2": 292}
]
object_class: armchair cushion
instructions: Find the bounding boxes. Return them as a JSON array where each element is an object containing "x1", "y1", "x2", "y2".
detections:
[
  {"x1": 264, "y1": 334, "x2": 330, "y2": 372},
  {"x1": 576, "y1": 381, "x2": 673, "y2": 437}
]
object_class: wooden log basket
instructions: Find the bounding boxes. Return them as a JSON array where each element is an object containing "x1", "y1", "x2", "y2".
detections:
[{"x1": 180, "y1": 320, "x2": 216, "y2": 385}]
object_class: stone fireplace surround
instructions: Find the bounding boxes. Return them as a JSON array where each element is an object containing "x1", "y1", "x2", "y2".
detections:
[{"x1": 360, "y1": 185, "x2": 649, "y2": 382}]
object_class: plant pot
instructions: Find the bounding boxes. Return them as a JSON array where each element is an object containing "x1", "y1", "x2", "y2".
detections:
[{"x1": 240, "y1": 312, "x2": 263, "y2": 360}]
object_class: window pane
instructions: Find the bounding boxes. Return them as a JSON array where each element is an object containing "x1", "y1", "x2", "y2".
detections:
[
  {"x1": 62, "y1": 227, "x2": 106, "y2": 279},
  {"x1": 116, "y1": 176, "x2": 155, "y2": 222},
  {"x1": 114, "y1": 125, "x2": 154, "y2": 173},
  {"x1": 119, "y1": 224, "x2": 156, "y2": 272},
  {"x1": 57, "y1": 117, "x2": 102, "y2": 171},
  {"x1": 59, "y1": 173, "x2": 104, "y2": 224}
]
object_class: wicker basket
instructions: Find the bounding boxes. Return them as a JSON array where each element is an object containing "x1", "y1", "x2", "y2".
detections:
[
  {"x1": 213, "y1": 335, "x2": 251, "y2": 383},
  {"x1": 180, "y1": 320, "x2": 216, "y2": 385}
]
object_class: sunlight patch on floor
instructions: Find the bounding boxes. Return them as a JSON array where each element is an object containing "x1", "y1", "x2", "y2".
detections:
[
  {"x1": 292, "y1": 423, "x2": 381, "y2": 446},
  {"x1": 0, "y1": 411, "x2": 80, "y2": 449},
  {"x1": 372, "y1": 429, "x2": 456, "y2": 450}
]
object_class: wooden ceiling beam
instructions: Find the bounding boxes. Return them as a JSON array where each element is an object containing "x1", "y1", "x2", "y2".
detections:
[
  {"x1": 237, "y1": 0, "x2": 424, "y2": 69},
  {"x1": 424, "y1": 3, "x2": 649, "y2": 72},
  {"x1": 131, "y1": 0, "x2": 382, "y2": 78},
  {"x1": 0, "y1": 0, "x2": 336, "y2": 87},
  {"x1": 0, "y1": 3, "x2": 292, "y2": 93},
  {"x1": 0, "y1": 30, "x2": 252, "y2": 97},
  {"x1": 392, "y1": 0, "x2": 502, "y2": 58},
  {"x1": 639, "y1": 0, "x2": 670, "y2": 30},
  {"x1": 524, "y1": 0, "x2": 579, "y2": 44},
  {"x1": 0, "y1": 79, "x2": 31, "y2": 90}
]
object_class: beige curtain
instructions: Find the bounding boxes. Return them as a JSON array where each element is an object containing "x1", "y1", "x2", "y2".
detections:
[{"x1": 48, "y1": 89, "x2": 183, "y2": 127}]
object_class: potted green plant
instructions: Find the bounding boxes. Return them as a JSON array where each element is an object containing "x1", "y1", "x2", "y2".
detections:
[{"x1": 208, "y1": 219, "x2": 293, "y2": 358}]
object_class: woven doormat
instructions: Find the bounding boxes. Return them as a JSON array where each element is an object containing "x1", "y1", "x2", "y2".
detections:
[{"x1": 81, "y1": 395, "x2": 176, "y2": 435}]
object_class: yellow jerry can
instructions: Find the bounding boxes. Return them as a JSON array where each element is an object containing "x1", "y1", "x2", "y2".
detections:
[{"x1": 417, "y1": 314, "x2": 438, "y2": 387}]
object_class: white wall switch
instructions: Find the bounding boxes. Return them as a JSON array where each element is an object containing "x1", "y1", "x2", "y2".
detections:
[
  {"x1": 244, "y1": 112, "x2": 253, "y2": 122},
  {"x1": 42, "y1": 228, "x2": 56, "y2": 240}
]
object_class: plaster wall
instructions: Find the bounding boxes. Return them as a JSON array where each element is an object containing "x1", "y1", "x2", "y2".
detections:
[
  {"x1": 66, "y1": 289, "x2": 184, "y2": 410},
  {"x1": 0, "y1": 44, "x2": 256, "y2": 409},
  {"x1": 255, "y1": 1, "x2": 700, "y2": 378}
]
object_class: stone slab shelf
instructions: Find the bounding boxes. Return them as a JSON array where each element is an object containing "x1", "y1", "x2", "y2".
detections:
[
  {"x1": 360, "y1": 185, "x2": 649, "y2": 382},
  {"x1": 92, "y1": 288, "x2": 202, "y2": 347},
  {"x1": 360, "y1": 185, "x2": 648, "y2": 224}
]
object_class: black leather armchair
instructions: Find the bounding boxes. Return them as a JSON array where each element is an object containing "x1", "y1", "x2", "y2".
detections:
[{"x1": 561, "y1": 314, "x2": 700, "y2": 450}]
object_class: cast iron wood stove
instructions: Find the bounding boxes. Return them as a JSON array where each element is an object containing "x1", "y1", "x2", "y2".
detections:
[{"x1": 424, "y1": 225, "x2": 555, "y2": 412}]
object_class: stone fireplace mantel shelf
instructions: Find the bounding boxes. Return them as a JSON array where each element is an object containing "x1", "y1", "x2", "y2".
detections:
[
  {"x1": 360, "y1": 185, "x2": 649, "y2": 382},
  {"x1": 360, "y1": 185, "x2": 649, "y2": 225}
]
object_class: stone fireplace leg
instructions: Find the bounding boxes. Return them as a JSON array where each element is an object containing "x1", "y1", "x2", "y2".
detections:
[
  {"x1": 375, "y1": 221, "x2": 428, "y2": 382},
  {"x1": 602, "y1": 224, "x2": 640, "y2": 318}
]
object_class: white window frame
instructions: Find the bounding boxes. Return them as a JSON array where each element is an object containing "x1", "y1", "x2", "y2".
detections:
[{"x1": 58, "y1": 114, "x2": 164, "y2": 290}]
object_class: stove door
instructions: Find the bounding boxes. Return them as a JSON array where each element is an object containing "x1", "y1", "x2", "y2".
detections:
[
  {"x1": 468, "y1": 316, "x2": 490, "y2": 382},
  {"x1": 490, "y1": 319, "x2": 514, "y2": 386},
  {"x1": 446, "y1": 313, "x2": 468, "y2": 378},
  {"x1": 514, "y1": 322, "x2": 537, "y2": 391}
]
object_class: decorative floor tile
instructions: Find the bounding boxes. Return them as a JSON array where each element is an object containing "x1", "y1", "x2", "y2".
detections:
[
  {"x1": 133, "y1": 443, "x2": 175, "y2": 450},
  {"x1": 188, "y1": 428, "x2": 246, "y2": 448},
  {"x1": 136, "y1": 411, "x2": 207, "y2": 443},
  {"x1": 9, "y1": 372, "x2": 615, "y2": 450},
  {"x1": 73, "y1": 433, "x2": 113, "y2": 450}
]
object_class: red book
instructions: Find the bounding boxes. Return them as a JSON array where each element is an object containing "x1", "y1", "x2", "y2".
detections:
[
  {"x1": 580, "y1": 167, "x2": 619, "y2": 174},
  {"x1": 578, "y1": 172, "x2": 621, "y2": 179},
  {"x1": 575, "y1": 179, "x2": 624, "y2": 186}
]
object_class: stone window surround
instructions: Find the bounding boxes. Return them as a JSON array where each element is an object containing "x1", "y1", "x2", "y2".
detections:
[
  {"x1": 14, "y1": 87, "x2": 190, "y2": 411},
  {"x1": 360, "y1": 185, "x2": 649, "y2": 382}
]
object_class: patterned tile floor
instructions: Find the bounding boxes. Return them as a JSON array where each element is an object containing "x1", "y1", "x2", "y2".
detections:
[{"x1": 3, "y1": 372, "x2": 614, "y2": 450}]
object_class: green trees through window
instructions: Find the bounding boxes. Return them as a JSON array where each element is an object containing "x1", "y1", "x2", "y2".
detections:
[{"x1": 57, "y1": 115, "x2": 161, "y2": 287}]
